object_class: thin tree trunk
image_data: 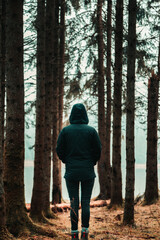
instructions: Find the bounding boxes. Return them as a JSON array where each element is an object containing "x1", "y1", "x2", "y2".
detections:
[
  {"x1": 123, "y1": 0, "x2": 136, "y2": 225},
  {"x1": 97, "y1": 0, "x2": 108, "y2": 199},
  {"x1": 111, "y1": 0, "x2": 123, "y2": 206},
  {"x1": 144, "y1": 66, "x2": 159, "y2": 204},
  {"x1": 30, "y1": 0, "x2": 46, "y2": 222},
  {"x1": 43, "y1": 0, "x2": 55, "y2": 218},
  {"x1": 59, "y1": 0, "x2": 65, "y2": 132},
  {"x1": 105, "y1": 0, "x2": 112, "y2": 199},
  {"x1": 52, "y1": 0, "x2": 61, "y2": 204},
  {"x1": 56, "y1": 0, "x2": 65, "y2": 202},
  {"x1": 158, "y1": 37, "x2": 160, "y2": 82}
]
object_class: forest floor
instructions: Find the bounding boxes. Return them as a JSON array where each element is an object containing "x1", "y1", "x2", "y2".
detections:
[{"x1": 20, "y1": 198, "x2": 160, "y2": 240}]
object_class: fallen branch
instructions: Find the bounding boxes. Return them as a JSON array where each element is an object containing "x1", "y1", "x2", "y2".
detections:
[{"x1": 26, "y1": 200, "x2": 108, "y2": 213}]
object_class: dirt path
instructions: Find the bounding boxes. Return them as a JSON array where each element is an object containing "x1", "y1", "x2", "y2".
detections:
[
  {"x1": 21, "y1": 199, "x2": 160, "y2": 239},
  {"x1": 54, "y1": 204, "x2": 160, "y2": 239}
]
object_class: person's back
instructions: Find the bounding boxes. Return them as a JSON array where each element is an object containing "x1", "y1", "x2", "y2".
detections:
[{"x1": 56, "y1": 103, "x2": 101, "y2": 240}]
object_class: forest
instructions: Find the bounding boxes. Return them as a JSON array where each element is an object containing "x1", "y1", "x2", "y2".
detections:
[{"x1": 0, "y1": 0, "x2": 160, "y2": 239}]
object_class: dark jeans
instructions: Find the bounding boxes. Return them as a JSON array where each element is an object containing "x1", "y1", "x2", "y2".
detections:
[{"x1": 66, "y1": 178, "x2": 95, "y2": 230}]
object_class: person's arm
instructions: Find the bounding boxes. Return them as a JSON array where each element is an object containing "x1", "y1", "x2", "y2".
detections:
[
  {"x1": 92, "y1": 129, "x2": 102, "y2": 165},
  {"x1": 56, "y1": 129, "x2": 66, "y2": 163}
]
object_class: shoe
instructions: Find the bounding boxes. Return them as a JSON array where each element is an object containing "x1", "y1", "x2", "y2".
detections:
[
  {"x1": 81, "y1": 231, "x2": 89, "y2": 240},
  {"x1": 71, "y1": 231, "x2": 79, "y2": 240}
]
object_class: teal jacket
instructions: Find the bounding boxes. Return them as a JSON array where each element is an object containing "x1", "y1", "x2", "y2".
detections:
[{"x1": 56, "y1": 103, "x2": 102, "y2": 181}]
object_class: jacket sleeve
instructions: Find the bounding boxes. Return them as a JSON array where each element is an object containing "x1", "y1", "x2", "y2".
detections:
[
  {"x1": 92, "y1": 129, "x2": 102, "y2": 165},
  {"x1": 56, "y1": 129, "x2": 66, "y2": 163}
]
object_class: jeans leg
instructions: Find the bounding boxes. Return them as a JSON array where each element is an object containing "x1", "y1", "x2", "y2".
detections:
[
  {"x1": 65, "y1": 179, "x2": 79, "y2": 230},
  {"x1": 81, "y1": 178, "x2": 95, "y2": 228}
]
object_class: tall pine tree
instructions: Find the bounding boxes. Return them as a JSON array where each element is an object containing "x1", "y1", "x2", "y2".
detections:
[
  {"x1": 30, "y1": 0, "x2": 46, "y2": 222},
  {"x1": 4, "y1": 0, "x2": 30, "y2": 235},
  {"x1": 123, "y1": 0, "x2": 137, "y2": 225},
  {"x1": 52, "y1": 0, "x2": 61, "y2": 204},
  {"x1": 111, "y1": 0, "x2": 123, "y2": 206},
  {"x1": 0, "y1": 0, "x2": 12, "y2": 238},
  {"x1": 144, "y1": 72, "x2": 159, "y2": 204},
  {"x1": 105, "y1": 0, "x2": 112, "y2": 199},
  {"x1": 97, "y1": 0, "x2": 108, "y2": 199},
  {"x1": 43, "y1": 0, "x2": 55, "y2": 218}
]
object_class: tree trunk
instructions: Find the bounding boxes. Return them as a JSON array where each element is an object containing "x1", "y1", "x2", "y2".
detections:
[
  {"x1": 30, "y1": 0, "x2": 46, "y2": 222},
  {"x1": 52, "y1": 0, "x2": 61, "y2": 204},
  {"x1": 97, "y1": 0, "x2": 108, "y2": 199},
  {"x1": 4, "y1": 0, "x2": 28, "y2": 235},
  {"x1": 43, "y1": 0, "x2": 55, "y2": 218},
  {"x1": 111, "y1": 0, "x2": 123, "y2": 206},
  {"x1": 144, "y1": 36, "x2": 160, "y2": 204},
  {"x1": 0, "y1": 1, "x2": 12, "y2": 239},
  {"x1": 144, "y1": 72, "x2": 159, "y2": 204},
  {"x1": 123, "y1": 0, "x2": 136, "y2": 225},
  {"x1": 55, "y1": 0, "x2": 65, "y2": 203},
  {"x1": 4, "y1": 1, "x2": 56, "y2": 238},
  {"x1": 105, "y1": 0, "x2": 112, "y2": 199},
  {"x1": 0, "y1": 0, "x2": 5, "y2": 152},
  {"x1": 58, "y1": 0, "x2": 65, "y2": 132}
]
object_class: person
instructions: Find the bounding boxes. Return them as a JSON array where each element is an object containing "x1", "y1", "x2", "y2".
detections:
[{"x1": 56, "y1": 103, "x2": 101, "y2": 240}]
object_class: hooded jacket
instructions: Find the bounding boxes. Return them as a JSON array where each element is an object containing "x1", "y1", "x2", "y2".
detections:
[{"x1": 56, "y1": 103, "x2": 102, "y2": 181}]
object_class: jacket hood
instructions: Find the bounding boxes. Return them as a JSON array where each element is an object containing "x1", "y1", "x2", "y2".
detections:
[{"x1": 69, "y1": 103, "x2": 89, "y2": 124}]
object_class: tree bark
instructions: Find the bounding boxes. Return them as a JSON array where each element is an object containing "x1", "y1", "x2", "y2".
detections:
[
  {"x1": 97, "y1": 0, "x2": 108, "y2": 199},
  {"x1": 58, "y1": 0, "x2": 65, "y2": 132},
  {"x1": 0, "y1": 0, "x2": 5, "y2": 151},
  {"x1": 4, "y1": 1, "x2": 56, "y2": 237},
  {"x1": 30, "y1": 0, "x2": 46, "y2": 222},
  {"x1": 52, "y1": 0, "x2": 61, "y2": 204},
  {"x1": 0, "y1": 1, "x2": 10, "y2": 238},
  {"x1": 144, "y1": 72, "x2": 159, "y2": 204},
  {"x1": 55, "y1": 0, "x2": 65, "y2": 203},
  {"x1": 43, "y1": 0, "x2": 55, "y2": 218},
  {"x1": 111, "y1": 0, "x2": 123, "y2": 206},
  {"x1": 105, "y1": 0, "x2": 112, "y2": 199},
  {"x1": 123, "y1": 0, "x2": 136, "y2": 225},
  {"x1": 4, "y1": 0, "x2": 28, "y2": 235},
  {"x1": 144, "y1": 36, "x2": 160, "y2": 204}
]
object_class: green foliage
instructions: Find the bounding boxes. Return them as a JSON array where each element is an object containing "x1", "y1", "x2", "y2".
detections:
[{"x1": 23, "y1": 0, "x2": 160, "y2": 125}]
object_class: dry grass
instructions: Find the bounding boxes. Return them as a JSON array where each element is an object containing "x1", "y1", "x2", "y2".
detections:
[{"x1": 20, "y1": 199, "x2": 160, "y2": 240}]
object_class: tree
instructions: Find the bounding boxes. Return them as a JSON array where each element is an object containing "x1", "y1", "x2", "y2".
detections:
[
  {"x1": 30, "y1": 0, "x2": 46, "y2": 222},
  {"x1": 0, "y1": 0, "x2": 5, "y2": 152},
  {"x1": 55, "y1": 0, "x2": 66, "y2": 203},
  {"x1": 144, "y1": 72, "x2": 159, "y2": 204},
  {"x1": 97, "y1": 0, "x2": 108, "y2": 199},
  {"x1": 52, "y1": 0, "x2": 61, "y2": 204},
  {"x1": 43, "y1": 0, "x2": 55, "y2": 217},
  {"x1": 111, "y1": 0, "x2": 123, "y2": 206},
  {"x1": 4, "y1": 0, "x2": 30, "y2": 235},
  {"x1": 0, "y1": 0, "x2": 13, "y2": 239},
  {"x1": 123, "y1": 0, "x2": 136, "y2": 225},
  {"x1": 58, "y1": 0, "x2": 65, "y2": 132},
  {"x1": 105, "y1": 0, "x2": 112, "y2": 199},
  {"x1": 4, "y1": 0, "x2": 56, "y2": 237},
  {"x1": 144, "y1": 2, "x2": 160, "y2": 205}
]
